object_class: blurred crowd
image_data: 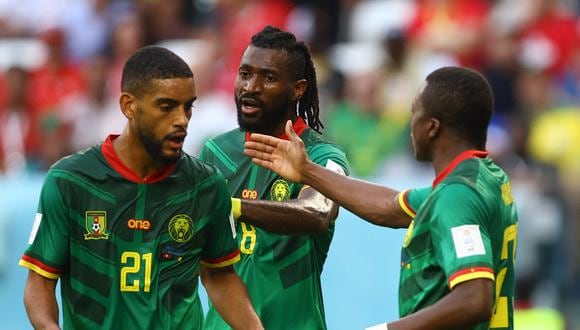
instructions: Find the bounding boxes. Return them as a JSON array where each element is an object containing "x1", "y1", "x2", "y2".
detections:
[{"x1": 0, "y1": 0, "x2": 579, "y2": 327}]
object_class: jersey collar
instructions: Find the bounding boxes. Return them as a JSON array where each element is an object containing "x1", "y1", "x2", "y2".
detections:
[
  {"x1": 245, "y1": 117, "x2": 308, "y2": 142},
  {"x1": 101, "y1": 134, "x2": 176, "y2": 184},
  {"x1": 432, "y1": 149, "x2": 489, "y2": 188}
]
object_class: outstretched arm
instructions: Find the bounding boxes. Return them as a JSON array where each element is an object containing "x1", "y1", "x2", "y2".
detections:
[
  {"x1": 244, "y1": 120, "x2": 411, "y2": 228},
  {"x1": 23, "y1": 271, "x2": 60, "y2": 330},
  {"x1": 236, "y1": 185, "x2": 339, "y2": 234},
  {"x1": 201, "y1": 265, "x2": 263, "y2": 330}
]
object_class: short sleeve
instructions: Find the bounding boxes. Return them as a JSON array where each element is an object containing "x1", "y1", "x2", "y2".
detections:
[
  {"x1": 430, "y1": 184, "x2": 495, "y2": 289},
  {"x1": 19, "y1": 171, "x2": 70, "y2": 279},
  {"x1": 200, "y1": 172, "x2": 240, "y2": 268},
  {"x1": 308, "y1": 144, "x2": 350, "y2": 176},
  {"x1": 398, "y1": 186, "x2": 431, "y2": 218}
]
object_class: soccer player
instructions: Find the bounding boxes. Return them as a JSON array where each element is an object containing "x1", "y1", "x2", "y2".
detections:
[
  {"x1": 244, "y1": 67, "x2": 518, "y2": 329},
  {"x1": 199, "y1": 26, "x2": 350, "y2": 329},
  {"x1": 19, "y1": 46, "x2": 263, "y2": 330}
]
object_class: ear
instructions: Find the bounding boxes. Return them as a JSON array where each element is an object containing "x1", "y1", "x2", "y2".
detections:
[
  {"x1": 119, "y1": 93, "x2": 136, "y2": 120},
  {"x1": 427, "y1": 118, "x2": 441, "y2": 140},
  {"x1": 292, "y1": 79, "x2": 307, "y2": 101}
]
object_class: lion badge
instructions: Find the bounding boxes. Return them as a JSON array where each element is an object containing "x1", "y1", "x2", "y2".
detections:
[
  {"x1": 270, "y1": 179, "x2": 290, "y2": 202},
  {"x1": 168, "y1": 214, "x2": 194, "y2": 243}
]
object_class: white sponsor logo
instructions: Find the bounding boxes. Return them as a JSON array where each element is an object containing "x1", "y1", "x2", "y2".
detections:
[
  {"x1": 451, "y1": 224, "x2": 486, "y2": 258},
  {"x1": 28, "y1": 213, "x2": 42, "y2": 244}
]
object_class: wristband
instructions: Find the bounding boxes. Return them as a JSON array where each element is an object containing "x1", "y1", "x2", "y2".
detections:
[
  {"x1": 231, "y1": 197, "x2": 242, "y2": 220},
  {"x1": 365, "y1": 323, "x2": 388, "y2": 330}
]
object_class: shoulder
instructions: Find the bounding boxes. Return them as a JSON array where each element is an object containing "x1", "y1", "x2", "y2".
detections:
[
  {"x1": 203, "y1": 128, "x2": 244, "y2": 149},
  {"x1": 179, "y1": 153, "x2": 225, "y2": 181},
  {"x1": 48, "y1": 144, "x2": 102, "y2": 174},
  {"x1": 301, "y1": 128, "x2": 350, "y2": 173}
]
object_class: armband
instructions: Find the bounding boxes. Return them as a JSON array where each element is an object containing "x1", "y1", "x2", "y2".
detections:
[{"x1": 231, "y1": 197, "x2": 242, "y2": 220}]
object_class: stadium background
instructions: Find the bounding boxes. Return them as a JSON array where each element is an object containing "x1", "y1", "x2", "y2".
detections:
[{"x1": 0, "y1": 0, "x2": 579, "y2": 329}]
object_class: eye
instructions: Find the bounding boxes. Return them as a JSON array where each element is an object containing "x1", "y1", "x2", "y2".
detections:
[
  {"x1": 160, "y1": 104, "x2": 173, "y2": 112},
  {"x1": 238, "y1": 70, "x2": 250, "y2": 79},
  {"x1": 265, "y1": 74, "x2": 277, "y2": 83}
]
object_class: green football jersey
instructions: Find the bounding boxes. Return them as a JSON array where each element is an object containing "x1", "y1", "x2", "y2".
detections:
[
  {"x1": 20, "y1": 135, "x2": 239, "y2": 330},
  {"x1": 397, "y1": 150, "x2": 518, "y2": 330},
  {"x1": 199, "y1": 119, "x2": 350, "y2": 330}
]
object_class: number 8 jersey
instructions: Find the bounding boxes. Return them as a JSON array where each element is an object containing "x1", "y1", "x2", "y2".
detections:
[
  {"x1": 200, "y1": 118, "x2": 350, "y2": 330},
  {"x1": 19, "y1": 135, "x2": 240, "y2": 329}
]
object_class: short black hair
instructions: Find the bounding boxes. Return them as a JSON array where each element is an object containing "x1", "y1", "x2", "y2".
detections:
[
  {"x1": 422, "y1": 66, "x2": 494, "y2": 149},
  {"x1": 250, "y1": 25, "x2": 323, "y2": 132},
  {"x1": 121, "y1": 45, "x2": 193, "y2": 96}
]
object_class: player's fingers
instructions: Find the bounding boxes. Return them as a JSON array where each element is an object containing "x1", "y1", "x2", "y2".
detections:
[
  {"x1": 251, "y1": 157, "x2": 273, "y2": 170},
  {"x1": 249, "y1": 133, "x2": 279, "y2": 146},
  {"x1": 286, "y1": 120, "x2": 298, "y2": 141},
  {"x1": 244, "y1": 141, "x2": 275, "y2": 153}
]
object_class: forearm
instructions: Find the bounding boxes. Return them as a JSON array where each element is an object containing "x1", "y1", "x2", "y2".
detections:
[
  {"x1": 302, "y1": 161, "x2": 410, "y2": 228},
  {"x1": 201, "y1": 266, "x2": 263, "y2": 330},
  {"x1": 24, "y1": 271, "x2": 60, "y2": 330},
  {"x1": 388, "y1": 280, "x2": 493, "y2": 330},
  {"x1": 239, "y1": 190, "x2": 337, "y2": 234}
]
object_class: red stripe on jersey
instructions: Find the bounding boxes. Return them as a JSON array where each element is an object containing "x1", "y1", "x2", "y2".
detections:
[
  {"x1": 203, "y1": 249, "x2": 241, "y2": 265},
  {"x1": 401, "y1": 190, "x2": 416, "y2": 217},
  {"x1": 433, "y1": 150, "x2": 489, "y2": 188},
  {"x1": 21, "y1": 255, "x2": 62, "y2": 274},
  {"x1": 449, "y1": 266, "x2": 494, "y2": 283},
  {"x1": 245, "y1": 117, "x2": 308, "y2": 142},
  {"x1": 101, "y1": 135, "x2": 176, "y2": 184}
]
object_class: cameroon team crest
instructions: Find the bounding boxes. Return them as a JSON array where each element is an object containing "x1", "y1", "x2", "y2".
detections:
[
  {"x1": 270, "y1": 179, "x2": 290, "y2": 202},
  {"x1": 85, "y1": 211, "x2": 109, "y2": 240},
  {"x1": 168, "y1": 214, "x2": 194, "y2": 243}
]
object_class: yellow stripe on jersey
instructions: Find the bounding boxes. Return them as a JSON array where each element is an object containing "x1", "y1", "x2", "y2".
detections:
[
  {"x1": 449, "y1": 268, "x2": 495, "y2": 289},
  {"x1": 201, "y1": 252, "x2": 241, "y2": 269},
  {"x1": 398, "y1": 189, "x2": 416, "y2": 218},
  {"x1": 19, "y1": 259, "x2": 60, "y2": 279}
]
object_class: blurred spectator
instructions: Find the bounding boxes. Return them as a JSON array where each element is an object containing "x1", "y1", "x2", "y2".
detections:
[
  {"x1": 326, "y1": 42, "x2": 407, "y2": 177},
  {"x1": 0, "y1": 67, "x2": 31, "y2": 175},
  {"x1": 517, "y1": 0, "x2": 580, "y2": 76},
  {"x1": 214, "y1": 0, "x2": 293, "y2": 92},
  {"x1": 406, "y1": 0, "x2": 490, "y2": 68},
  {"x1": 60, "y1": 55, "x2": 123, "y2": 151},
  {"x1": 26, "y1": 28, "x2": 85, "y2": 168}
]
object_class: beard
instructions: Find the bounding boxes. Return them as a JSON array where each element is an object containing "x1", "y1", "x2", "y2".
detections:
[
  {"x1": 135, "y1": 113, "x2": 180, "y2": 164},
  {"x1": 235, "y1": 92, "x2": 293, "y2": 134}
]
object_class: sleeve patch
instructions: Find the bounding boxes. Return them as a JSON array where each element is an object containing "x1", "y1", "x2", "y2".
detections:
[
  {"x1": 325, "y1": 159, "x2": 345, "y2": 175},
  {"x1": 28, "y1": 213, "x2": 42, "y2": 244},
  {"x1": 451, "y1": 224, "x2": 486, "y2": 258}
]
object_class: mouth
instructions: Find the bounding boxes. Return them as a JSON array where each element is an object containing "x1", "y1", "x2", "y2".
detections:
[
  {"x1": 166, "y1": 132, "x2": 186, "y2": 149},
  {"x1": 240, "y1": 97, "x2": 262, "y2": 115}
]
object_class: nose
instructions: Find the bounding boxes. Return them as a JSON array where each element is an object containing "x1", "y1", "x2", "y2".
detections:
[{"x1": 174, "y1": 106, "x2": 190, "y2": 128}]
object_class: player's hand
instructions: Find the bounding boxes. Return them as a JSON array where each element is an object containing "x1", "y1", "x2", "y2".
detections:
[{"x1": 244, "y1": 120, "x2": 309, "y2": 183}]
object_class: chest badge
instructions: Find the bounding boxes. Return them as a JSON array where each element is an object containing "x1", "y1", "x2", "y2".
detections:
[
  {"x1": 168, "y1": 214, "x2": 194, "y2": 243},
  {"x1": 84, "y1": 211, "x2": 110, "y2": 240},
  {"x1": 270, "y1": 179, "x2": 291, "y2": 202}
]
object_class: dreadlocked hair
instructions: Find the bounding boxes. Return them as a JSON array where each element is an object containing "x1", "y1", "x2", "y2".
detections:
[{"x1": 251, "y1": 25, "x2": 323, "y2": 132}]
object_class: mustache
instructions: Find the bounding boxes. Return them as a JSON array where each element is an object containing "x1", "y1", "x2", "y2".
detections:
[
  {"x1": 238, "y1": 94, "x2": 264, "y2": 106},
  {"x1": 165, "y1": 129, "x2": 187, "y2": 140}
]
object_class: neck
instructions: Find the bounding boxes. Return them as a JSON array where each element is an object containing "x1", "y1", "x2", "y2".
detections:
[
  {"x1": 431, "y1": 138, "x2": 479, "y2": 176},
  {"x1": 113, "y1": 130, "x2": 164, "y2": 179},
  {"x1": 270, "y1": 113, "x2": 298, "y2": 137}
]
